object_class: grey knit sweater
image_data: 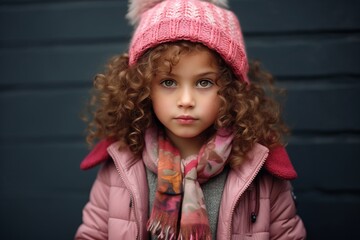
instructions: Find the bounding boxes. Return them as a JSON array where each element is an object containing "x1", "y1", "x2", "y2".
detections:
[{"x1": 146, "y1": 167, "x2": 229, "y2": 239}]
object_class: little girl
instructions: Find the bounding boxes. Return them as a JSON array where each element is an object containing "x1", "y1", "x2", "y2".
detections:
[{"x1": 75, "y1": 0, "x2": 306, "y2": 239}]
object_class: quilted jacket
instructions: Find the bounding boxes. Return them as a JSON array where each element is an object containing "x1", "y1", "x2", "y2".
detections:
[{"x1": 75, "y1": 140, "x2": 306, "y2": 239}]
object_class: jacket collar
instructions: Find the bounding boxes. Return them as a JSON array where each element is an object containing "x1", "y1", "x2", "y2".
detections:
[
  {"x1": 79, "y1": 138, "x2": 297, "y2": 180},
  {"x1": 79, "y1": 139, "x2": 298, "y2": 238}
]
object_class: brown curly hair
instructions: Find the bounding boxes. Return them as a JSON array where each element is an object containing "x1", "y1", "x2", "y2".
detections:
[{"x1": 84, "y1": 41, "x2": 289, "y2": 166}]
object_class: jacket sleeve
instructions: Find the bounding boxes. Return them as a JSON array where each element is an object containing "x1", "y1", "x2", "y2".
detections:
[
  {"x1": 269, "y1": 177, "x2": 307, "y2": 239},
  {"x1": 75, "y1": 163, "x2": 111, "y2": 239}
]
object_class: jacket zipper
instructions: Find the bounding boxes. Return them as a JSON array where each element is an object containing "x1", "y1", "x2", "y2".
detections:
[
  {"x1": 227, "y1": 153, "x2": 267, "y2": 239},
  {"x1": 109, "y1": 150, "x2": 141, "y2": 240},
  {"x1": 251, "y1": 176, "x2": 260, "y2": 225},
  {"x1": 246, "y1": 177, "x2": 260, "y2": 234},
  {"x1": 246, "y1": 189, "x2": 253, "y2": 234}
]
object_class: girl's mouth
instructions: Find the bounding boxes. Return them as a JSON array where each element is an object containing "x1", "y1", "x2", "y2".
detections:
[{"x1": 174, "y1": 115, "x2": 197, "y2": 124}]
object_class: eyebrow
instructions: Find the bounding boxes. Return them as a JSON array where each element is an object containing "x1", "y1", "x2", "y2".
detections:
[{"x1": 166, "y1": 71, "x2": 218, "y2": 78}]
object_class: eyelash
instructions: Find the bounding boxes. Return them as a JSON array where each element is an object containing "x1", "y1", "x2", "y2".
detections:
[
  {"x1": 197, "y1": 79, "x2": 214, "y2": 88},
  {"x1": 160, "y1": 79, "x2": 176, "y2": 88},
  {"x1": 159, "y1": 79, "x2": 214, "y2": 88}
]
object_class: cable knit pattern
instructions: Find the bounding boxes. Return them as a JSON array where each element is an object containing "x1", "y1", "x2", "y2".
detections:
[{"x1": 128, "y1": 0, "x2": 249, "y2": 83}]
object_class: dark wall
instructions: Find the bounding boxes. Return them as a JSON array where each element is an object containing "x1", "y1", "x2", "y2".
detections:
[{"x1": 1, "y1": 0, "x2": 359, "y2": 239}]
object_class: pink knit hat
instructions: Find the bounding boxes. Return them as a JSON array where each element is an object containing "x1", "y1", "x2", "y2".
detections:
[{"x1": 127, "y1": 0, "x2": 249, "y2": 83}]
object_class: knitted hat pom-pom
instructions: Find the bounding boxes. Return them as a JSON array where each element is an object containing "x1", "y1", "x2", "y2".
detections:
[{"x1": 126, "y1": 0, "x2": 229, "y2": 25}]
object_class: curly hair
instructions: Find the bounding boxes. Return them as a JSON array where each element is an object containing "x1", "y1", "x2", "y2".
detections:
[{"x1": 84, "y1": 41, "x2": 289, "y2": 166}]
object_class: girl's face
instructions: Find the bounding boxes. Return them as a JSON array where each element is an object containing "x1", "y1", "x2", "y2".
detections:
[{"x1": 151, "y1": 48, "x2": 221, "y2": 145}]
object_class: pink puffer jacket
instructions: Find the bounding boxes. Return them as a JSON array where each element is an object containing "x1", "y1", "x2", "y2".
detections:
[{"x1": 75, "y1": 141, "x2": 306, "y2": 239}]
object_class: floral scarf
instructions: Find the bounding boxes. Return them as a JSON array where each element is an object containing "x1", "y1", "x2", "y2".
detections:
[{"x1": 142, "y1": 128, "x2": 233, "y2": 240}]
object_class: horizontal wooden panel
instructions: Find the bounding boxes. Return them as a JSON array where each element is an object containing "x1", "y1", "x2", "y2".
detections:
[
  {"x1": 0, "y1": 194, "x2": 87, "y2": 239},
  {"x1": 0, "y1": 43, "x2": 127, "y2": 85},
  {"x1": 288, "y1": 139, "x2": 360, "y2": 191},
  {"x1": 0, "y1": 36, "x2": 359, "y2": 86},
  {"x1": 0, "y1": 89, "x2": 87, "y2": 138},
  {"x1": 295, "y1": 192, "x2": 360, "y2": 239},
  {"x1": 0, "y1": 142, "x2": 98, "y2": 194},
  {"x1": 0, "y1": 1, "x2": 131, "y2": 43},
  {"x1": 0, "y1": 0, "x2": 359, "y2": 44},
  {"x1": 283, "y1": 81, "x2": 360, "y2": 131},
  {"x1": 233, "y1": 0, "x2": 360, "y2": 33},
  {"x1": 247, "y1": 35, "x2": 360, "y2": 76}
]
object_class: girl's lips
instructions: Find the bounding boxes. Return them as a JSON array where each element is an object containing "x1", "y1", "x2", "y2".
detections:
[{"x1": 174, "y1": 116, "x2": 197, "y2": 124}]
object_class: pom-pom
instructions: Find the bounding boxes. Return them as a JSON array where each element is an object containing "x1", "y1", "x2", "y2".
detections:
[{"x1": 126, "y1": 0, "x2": 229, "y2": 25}]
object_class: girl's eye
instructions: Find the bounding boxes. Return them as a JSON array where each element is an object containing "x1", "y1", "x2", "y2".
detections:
[
  {"x1": 160, "y1": 79, "x2": 176, "y2": 88},
  {"x1": 197, "y1": 79, "x2": 214, "y2": 88}
]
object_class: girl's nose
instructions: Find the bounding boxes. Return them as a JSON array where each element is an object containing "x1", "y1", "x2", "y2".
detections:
[{"x1": 177, "y1": 87, "x2": 195, "y2": 108}]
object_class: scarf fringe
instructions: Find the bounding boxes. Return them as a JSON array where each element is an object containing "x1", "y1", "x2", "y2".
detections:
[
  {"x1": 147, "y1": 213, "x2": 178, "y2": 240},
  {"x1": 148, "y1": 221, "x2": 212, "y2": 240},
  {"x1": 179, "y1": 224, "x2": 212, "y2": 240}
]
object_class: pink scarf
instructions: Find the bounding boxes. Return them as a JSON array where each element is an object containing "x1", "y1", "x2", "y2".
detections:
[{"x1": 143, "y1": 128, "x2": 233, "y2": 240}]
